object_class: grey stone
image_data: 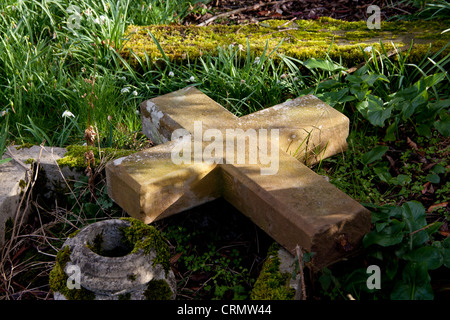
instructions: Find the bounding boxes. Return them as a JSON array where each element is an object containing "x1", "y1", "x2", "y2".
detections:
[
  {"x1": 53, "y1": 219, "x2": 176, "y2": 300},
  {"x1": 0, "y1": 145, "x2": 80, "y2": 246}
]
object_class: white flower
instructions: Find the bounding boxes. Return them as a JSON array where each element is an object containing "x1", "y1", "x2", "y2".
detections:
[
  {"x1": 121, "y1": 87, "x2": 130, "y2": 94},
  {"x1": 132, "y1": 90, "x2": 138, "y2": 96},
  {"x1": 168, "y1": 71, "x2": 174, "y2": 77},
  {"x1": 240, "y1": 79, "x2": 245, "y2": 85},
  {"x1": 135, "y1": 110, "x2": 140, "y2": 115},
  {"x1": 84, "y1": 8, "x2": 92, "y2": 16},
  {"x1": 94, "y1": 15, "x2": 107, "y2": 25},
  {"x1": 364, "y1": 46, "x2": 373, "y2": 53},
  {"x1": 62, "y1": 110, "x2": 75, "y2": 118},
  {"x1": 1, "y1": 110, "x2": 7, "y2": 117},
  {"x1": 254, "y1": 57, "x2": 260, "y2": 64},
  {"x1": 121, "y1": 76, "x2": 126, "y2": 81},
  {"x1": 189, "y1": 76, "x2": 195, "y2": 82}
]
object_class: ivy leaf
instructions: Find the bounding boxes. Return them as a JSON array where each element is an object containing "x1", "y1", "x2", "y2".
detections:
[{"x1": 391, "y1": 262, "x2": 434, "y2": 300}]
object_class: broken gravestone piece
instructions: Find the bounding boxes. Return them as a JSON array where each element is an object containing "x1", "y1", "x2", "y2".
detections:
[{"x1": 50, "y1": 218, "x2": 176, "y2": 300}]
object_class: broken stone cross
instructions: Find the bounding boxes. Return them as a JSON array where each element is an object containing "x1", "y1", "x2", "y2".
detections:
[{"x1": 106, "y1": 86, "x2": 371, "y2": 268}]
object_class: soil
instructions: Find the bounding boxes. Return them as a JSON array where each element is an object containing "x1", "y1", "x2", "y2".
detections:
[{"x1": 185, "y1": 0, "x2": 416, "y2": 25}]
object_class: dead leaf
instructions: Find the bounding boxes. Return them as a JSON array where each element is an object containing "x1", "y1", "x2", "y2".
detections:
[
  {"x1": 407, "y1": 137, "x2": 419, "y2": 151},
  {"x1": 427, "y1": 202, "x2": 448, "y2": 213},
  {"x1": 170, "y1": 252, "x2": 183, "y2": 264}
]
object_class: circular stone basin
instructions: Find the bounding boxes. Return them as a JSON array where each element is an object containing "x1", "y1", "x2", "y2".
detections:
[{"x1": 52, "y1": 219, "x2": 176, "y2": 300}]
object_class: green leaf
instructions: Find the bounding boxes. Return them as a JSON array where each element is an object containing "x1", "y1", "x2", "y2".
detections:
[
  {"x1": 401, "y1": 201, "x2": 429, "y2": 247},
  {"x1": 431, "y1": 164, "x2": 446, "y2": 174},
  {"x1": 391, "y1": 174, "x2": 411, "y2": 186},
  {"x1": 362, "y1": 146, "x2": 389, "y2": 165},
  {"x1": 363, "y1": 219, "x2": 406, "y2": 248},
  {"x1": 403, "y1": 246, "x2": 443, "y2": 270},
  {"x1": 0, "y1": 158, "x2": 12, "y2": 165},
  {"x1": 358, "y1": 95, "x2": 393, "y2": 127},
  {"x1": 391, "y1": 262, "x2": 433, "y2": 300},
  {"x1": 361, "y1": 73, "x2": 389, "y2": 86},
  {"x1": 351, "y1": 86, "x2": 369, "y2": 101},
  {"x1": 434, "y1": 118, "x2": 450, "y2": 136},
  {"x1": 374, "y1": 166, "x2": 392, "y2": 183},
  {"x1": 416, "y1": 123, "x2": 432, "y2": 138},
  {"x1": 303, "y1": 58, "x2": 344, "y2": 72},
  {"x1": 426, "y1": 173, "x2": 440, "y2": 184},
  {"x1": 443, "y1": 249, "x2": 450, "y2": 268}
]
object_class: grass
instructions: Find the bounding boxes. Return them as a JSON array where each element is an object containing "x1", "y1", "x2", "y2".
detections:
[{"x1": 0, "y1": 0, "x2": 449, "y2": 301}]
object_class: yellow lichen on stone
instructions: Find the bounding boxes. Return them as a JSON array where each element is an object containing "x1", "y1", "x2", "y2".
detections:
[{"x1": 121, "y1": 17, "x2": 449, "y2": 68}]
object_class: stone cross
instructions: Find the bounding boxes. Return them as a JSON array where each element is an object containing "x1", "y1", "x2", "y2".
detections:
[{"x1": 106, "y1": 87, "x2": 371, "y2": 268}]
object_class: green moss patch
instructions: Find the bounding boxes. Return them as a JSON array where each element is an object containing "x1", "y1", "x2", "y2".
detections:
[
  {"x1": 121, "y1": 17, "x2": 449, "y2": 68},
  {"x1": 143, "y1": 279, "x2": 173, "y2": 300},
  {"x1": 120, "y1": 218, "x2": 171, "y2": 275},
  {"x1": 250, "y1": 243, "x2": 295, "y2": 300},
  {"x1": 48, "y1": 246, "x2": 96, "y2": 300},
  {"x1": 56, "y1": 145, "x2": 136, "y2": 169}
]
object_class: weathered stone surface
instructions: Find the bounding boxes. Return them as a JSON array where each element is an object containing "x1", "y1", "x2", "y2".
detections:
[
  {"x1": 52, "y1": 219, "x2": 176, "y2": 300},
  {"x1": 0, "y1": 145, "x2": 79, "y2": 246},
  {"x1": 106, "y1": 87, "x2": 371, "y2": 268}
]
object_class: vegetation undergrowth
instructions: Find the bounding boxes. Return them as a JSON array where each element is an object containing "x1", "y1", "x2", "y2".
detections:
[{"x1": 0, "y1": 0, "x2": 448, "y2": 300}]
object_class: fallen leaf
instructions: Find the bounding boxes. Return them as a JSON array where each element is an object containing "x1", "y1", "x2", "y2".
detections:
[
  {"x1": 422, "y1": 182, "x2": 430, "y2": 194},
  {"x1": 427, "y1": 202, "x2": 448, "y2": 213},
  {"x1": 170, "y1": 252, "x2": 183, "y2": 264},
  {"x1": 407, "y1": 137, "x2": 419, "y2": 151}
]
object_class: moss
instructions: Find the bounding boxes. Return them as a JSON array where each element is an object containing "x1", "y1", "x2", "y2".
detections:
[
  {"x1": 68, "y1": 229, "x2": 80, "y2": 238},
  {"x1": 121, "y1": 17, "x2": 449, "y2": 69},
  {"x1": 16, "y1": 143, "x2": 33, "y2": 150},
  {"x1": 120, "y1": 218, "x2": 171, "y2": 275},
  {"x1": 86, "y1": 232, "x2": 104, "y2": 255},
  {"x1": 49, "y1": 245, "x2": 96, "y2": 300},
  {"x1": 56, "y1": 145, "x2": 136, "y2": 169},
  {"x1": 25, "y1": 158, "x2": 34, "y2": 164},
  {"x1": 143, "y1": 279, "x2": 173, "y2": 300},
  {"x1": 18, "y1": 179, "x2": 26, "y2": 189},
  {"x1": 250, "y1": 243, "x2": 295, "y2": 300}
]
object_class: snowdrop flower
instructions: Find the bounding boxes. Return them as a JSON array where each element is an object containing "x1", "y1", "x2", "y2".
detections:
[
  {"x1": 135, "y1": 109, "x2": 140, "y2": 115},
  {"x1": 189, "y1": 76, "x2": 195, "y2": 82},
  {"x1": 94, "y1": 15, "x2": 107, "y2": 25},
  {"x1": 84, "y1": 8, "x2": 92, "y2": 16},
  {"x1": 121, "y1": 87, "x2": 130, "y2": 94},
  {"x1": 240, "y1": 79, "x2": 246, "y2": 85},
  {"x1": 364, "y1": 46, "x2": 373, "y2": 53},
  {"x1": 62, "y1": 110, "x2": 75, "y2": 118},
  {"x1": 1, "y1": 110, "x2": 7, "y2": 117},
  {"x1": 168, "y1": 71, "x2": 175, "y2": 77},
  {"x1": 121, "y1": 76, "x2": 126, "y2": 81},
  {"x1": 132, "y1": 90, "x2": 138, "y2": 96},
  {"x1": 254, "y1": 57, "x2": 260, "y2": 64}
]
